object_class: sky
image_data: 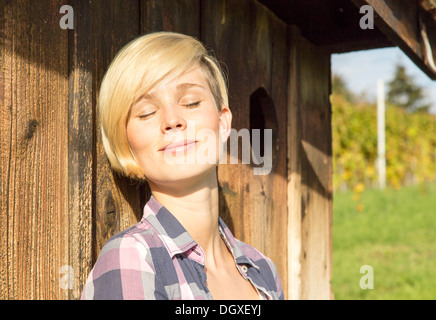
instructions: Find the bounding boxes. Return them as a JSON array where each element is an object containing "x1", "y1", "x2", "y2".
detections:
[{"x1": 331, "y1": 47, "x2": 436, "y2": 114}]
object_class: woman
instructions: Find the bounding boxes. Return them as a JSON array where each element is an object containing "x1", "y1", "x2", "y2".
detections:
[{"x1": 81, "y1": 31, "x2": 283, "y2": 300}]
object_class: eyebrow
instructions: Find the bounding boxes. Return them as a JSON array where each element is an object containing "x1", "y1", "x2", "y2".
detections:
[
  {"x1": 175, "y1": 83, "x2": 205, "y2": 91},
  {"x1": 132, "y1": 83, "x2": 205, "y2": 110},
  {"x1": 140, "y1": 83, "x2": 204, "y2": 99}
]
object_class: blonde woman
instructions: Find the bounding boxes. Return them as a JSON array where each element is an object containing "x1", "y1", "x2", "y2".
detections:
[{"x1": 81, "y1": 32, "x2": 283, "y2": 300}]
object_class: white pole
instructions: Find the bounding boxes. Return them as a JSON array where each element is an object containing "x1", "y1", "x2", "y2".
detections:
[{"x1": 377, "y1": 79, "x2": 386, "y2": 189}]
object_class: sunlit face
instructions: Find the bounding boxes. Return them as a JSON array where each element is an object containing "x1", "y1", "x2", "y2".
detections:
[{"x1": 126, "y1": 64, "x2": 231, "y2": 187}]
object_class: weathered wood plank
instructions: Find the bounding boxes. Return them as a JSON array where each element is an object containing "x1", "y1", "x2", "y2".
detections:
[
  {"x1": 201, "y1": 0, "x2": 289, "y2": 298},
  {"x1": 287, "y1": 25, "x2": 303, "y2": 301},
  {"x1": 0, "y1": 0, "x2": 10, "y2": 299},
  {"x1": 0, "y1": 0, "x2": 69, "y2": 299},
  {"x1": 90, "y1": 0, "x2": 146, "y2": 265},
  {"x1": 67, "y1": 0, "x2": 94, "y2": 300},
  {"x1": 0, "y1": 0, "x2": 8, "y2": 299},
  {"x1": 261, "y1": 4, "x2": 289, "y2": 298},
  {"x1": 140, "y1": 0, "x2": 200, "y2": 37},
  {"x1": 258, "y1": 0, "x2": 392, "y2": 53},
  {"x1": 287, "y1": 25, "x2": 333, "y2": 300},
  {"x1": 420, "y1": 0, "x2": 436, "y2": 20}
]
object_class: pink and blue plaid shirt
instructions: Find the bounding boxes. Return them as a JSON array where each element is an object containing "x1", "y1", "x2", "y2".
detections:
[{"x1": 81, "y1": 195, "x2": 284, "y2": 300}]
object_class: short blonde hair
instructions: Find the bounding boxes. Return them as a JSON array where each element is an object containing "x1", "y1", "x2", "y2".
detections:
[{"x1": 98, "y1": 31, "x2": 229, "y2": 179}]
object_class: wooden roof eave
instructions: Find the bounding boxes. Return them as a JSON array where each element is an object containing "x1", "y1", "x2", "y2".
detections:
[
  {"x1": 351, "y1": 0, "x2": 436, "y2": 80},
  {"x1": 259, "y1": 0, "x2": 436, "y2": 80}
]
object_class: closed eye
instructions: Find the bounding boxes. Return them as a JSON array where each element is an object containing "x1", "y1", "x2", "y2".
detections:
[
  {"x1": 138, "y1": 111, "x2": 156, "y2": 119},
  {"x1": 184, "y1": 101, "x2": 201, "y2": 108}
]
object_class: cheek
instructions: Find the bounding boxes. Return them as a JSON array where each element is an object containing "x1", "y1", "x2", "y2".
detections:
[
  {"x1": 126, "y1": 121, "x2": 152, "y2": 156},
  {"x1": 194, "y1": 113, "x2": 222, "y2": 155},
  {"x1": 196, "y1": 108, "x2": 220, "y2": 132},
  {"x1": 126, "y1": 122, "x2": 140, "y2": 151}
]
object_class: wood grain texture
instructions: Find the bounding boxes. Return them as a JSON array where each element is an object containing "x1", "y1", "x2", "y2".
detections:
[
  {"x1": 0, "y1": 0, "x2": 69, "y2": 299},
  {"x1": 201, "y1": 0, "x2": 289, "y2": 298},
  {"x1": 67, "y1": 0, "x2": 94, "y2": 300},
  {"x1": 90, "y1": 0, "x2": 146, "y2": 265},
  {"x1": 0, "y1": 0, "x2": 8, "y2": 298},
  {"x1": 140, "y1": 0, "x2": 200, "y2": 37},
  {"x1": 258, "y1": 0, "x2": 391, "y2": 54},
  {"x1": 287, "y1": 25, "x2": 333, "y2": 300}
]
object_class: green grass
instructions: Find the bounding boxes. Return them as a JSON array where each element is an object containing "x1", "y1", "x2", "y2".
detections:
[{"x1": 332, "y1": 181, "x2": 436, "y2": 299}]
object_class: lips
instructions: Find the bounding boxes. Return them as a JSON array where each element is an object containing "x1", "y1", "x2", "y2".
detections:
[{"x1": 159, "y1": 140, "x2": 198, "y2": 152}]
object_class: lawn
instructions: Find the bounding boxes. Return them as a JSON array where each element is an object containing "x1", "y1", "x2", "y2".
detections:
[{"x1": 332, "y1": 181, "x2": 436, "y2": 299}]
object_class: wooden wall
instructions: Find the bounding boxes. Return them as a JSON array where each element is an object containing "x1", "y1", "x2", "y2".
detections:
[
  {"x1": 287, "y1": 26, "x2": 333, "y2": 300},
  {"x1": 0, "y1": 0, "x2": 332, "y2": 300},
  {"x1": 0, "y1": 0, "x2": 70, "y2": 299}
]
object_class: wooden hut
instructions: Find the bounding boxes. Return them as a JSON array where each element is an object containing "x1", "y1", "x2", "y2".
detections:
[{"x1": 1, "y1": 0, "x2": 435, "y2": 300}]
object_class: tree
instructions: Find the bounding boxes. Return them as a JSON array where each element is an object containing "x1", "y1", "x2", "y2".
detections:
[
  {"x1": 386, "y1": 63, "x2": 432, "y2": 113},
  {"x1": 332, "y1": 73, "x2": 356, "y2": 103}
]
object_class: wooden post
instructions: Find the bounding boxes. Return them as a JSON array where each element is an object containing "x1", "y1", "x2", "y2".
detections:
[
  {"x1": 377, "y1": 79, "x2": 386, "y2": 189},
  {"x1": 287, "y1": 25, "x2": 333, "y2": 300},
  {"x1": 67, "y1": 0, "x2": 94, "y2": 300}
]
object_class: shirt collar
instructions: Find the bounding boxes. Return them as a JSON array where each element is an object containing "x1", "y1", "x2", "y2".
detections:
[{"x1": 142, "y1": 195, "x2": 259, "y2": 269}]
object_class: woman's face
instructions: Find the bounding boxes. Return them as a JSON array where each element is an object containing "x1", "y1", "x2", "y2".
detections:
[{"x1": 126, "y1": 64, "x2": 231, "y2": 187}]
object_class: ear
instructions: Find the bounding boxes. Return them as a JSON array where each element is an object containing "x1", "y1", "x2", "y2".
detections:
[{"x1": 218, "y1": 105, "x2": 232, "y2": 142}]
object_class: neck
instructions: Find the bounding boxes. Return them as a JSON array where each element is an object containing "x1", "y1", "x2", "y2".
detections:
[{"x1": 149, "y1": 168, "x2": 224, "y2": 264}]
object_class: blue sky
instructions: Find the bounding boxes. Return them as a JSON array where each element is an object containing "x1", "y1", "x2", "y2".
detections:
[{"x1": 331, "y1": 47, "x2": 436, "y2": 114}]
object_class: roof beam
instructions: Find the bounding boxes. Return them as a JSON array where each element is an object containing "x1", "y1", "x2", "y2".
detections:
[
  {"x1": 351, "y1": 0, "x2": 436, "y2": 80},
  {"x1": 259, "y1": 0, "x2": 392, "y2": 53}
]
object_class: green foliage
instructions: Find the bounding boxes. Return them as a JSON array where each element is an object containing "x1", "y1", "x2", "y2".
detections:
[
  {"x1": 332, "y1": 73, "x2": 356, "y2": 103},
  {"x1": 386, "y1": 63, "x2": 432, "y2": 113},
  {"x1": 331, "y1": 93, "x2": 436, "y2": 192}
]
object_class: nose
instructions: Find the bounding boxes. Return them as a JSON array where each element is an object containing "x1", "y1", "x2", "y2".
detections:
[{"x1": 161, "y1": 105, "x2": 187, "y2": 133}]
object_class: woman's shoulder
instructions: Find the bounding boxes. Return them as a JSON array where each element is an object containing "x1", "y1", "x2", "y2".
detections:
[
  {"x1": 81, "y1": 220, "x2": 166, "y2": 300},
  {"x1": 98, "y1": 219, "x2": 162, "y2": 257}
]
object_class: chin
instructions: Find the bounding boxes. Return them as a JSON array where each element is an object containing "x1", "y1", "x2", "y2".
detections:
[{"x1": 147, "y1": 162, "x2": 217, "y2": 186}]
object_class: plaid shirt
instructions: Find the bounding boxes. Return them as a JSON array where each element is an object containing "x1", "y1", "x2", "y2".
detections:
[{"x1": 81, "y1": 195, "x2": 284, "y2": 300}]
